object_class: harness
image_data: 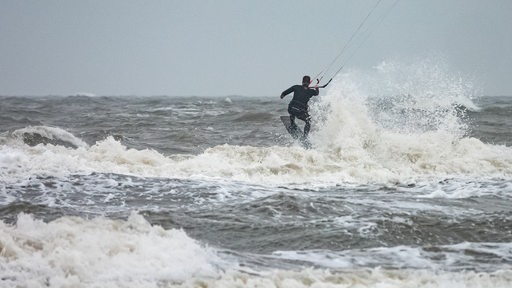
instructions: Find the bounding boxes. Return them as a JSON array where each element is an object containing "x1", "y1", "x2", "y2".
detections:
[{"x1": 289, "y1": 99, "x2": 307, "y2": 111}]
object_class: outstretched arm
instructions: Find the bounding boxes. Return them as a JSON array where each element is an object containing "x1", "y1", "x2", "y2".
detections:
[{"x1": 280, "y1": 86, "x2": 295, "y2": 99}]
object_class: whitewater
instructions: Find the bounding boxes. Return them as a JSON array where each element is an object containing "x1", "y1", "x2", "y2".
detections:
[{"x1": 1, "y1": 60, "x2": 512, "y2": 287}]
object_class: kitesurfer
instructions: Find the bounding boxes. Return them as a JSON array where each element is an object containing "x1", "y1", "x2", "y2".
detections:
[{"x1": 280, "y1": 75, "x2": 319, "y2": 139}]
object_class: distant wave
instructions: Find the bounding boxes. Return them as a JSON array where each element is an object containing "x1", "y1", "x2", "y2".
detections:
[
  {"x1": 73, "y1": 92, "x2": 97, "y2": 97},
  {"x1": 10, "y1": 126, "x2": 88, "y2": 149}
]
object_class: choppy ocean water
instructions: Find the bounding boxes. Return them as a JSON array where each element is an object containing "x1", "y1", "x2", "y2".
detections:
[{"x1": 1, "y1": 70, "x2": 512, "y2": 287}]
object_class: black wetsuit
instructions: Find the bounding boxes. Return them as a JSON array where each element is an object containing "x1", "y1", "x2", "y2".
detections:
[{"x1": 280, "y1": 84, "x2": 319, "y2": 137}]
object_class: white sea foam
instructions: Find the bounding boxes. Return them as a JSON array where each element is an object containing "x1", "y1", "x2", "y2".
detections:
[
  {"x1": 271, "y1": 242, "x2": 512, "y2": 271},
  {"x1": 0, "y1": 128, "x2": 511, "y2": 186},
  {"x1": 0, "y1": 213, "x2": 221, "y2": 287},
  {"x1": 183, "y1": 268, "x2": 512, "y2": 288},
  {"x1": 1, "y1": 214, "x2": 511, "y2": 287}
]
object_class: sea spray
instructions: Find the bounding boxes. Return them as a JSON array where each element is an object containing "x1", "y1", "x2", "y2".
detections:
[{"x1": 306, "y1": 58, "x2": 511, "y2": 181}]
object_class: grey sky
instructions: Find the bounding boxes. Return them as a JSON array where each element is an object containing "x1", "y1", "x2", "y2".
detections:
[{"x1": 1, "y1": 0, "x2": 511, "y2": 96}]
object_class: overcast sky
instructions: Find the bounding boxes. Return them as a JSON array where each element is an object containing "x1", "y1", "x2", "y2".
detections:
[{"x1": 1, "y1": 0, "x2": 511, "y2": 96}]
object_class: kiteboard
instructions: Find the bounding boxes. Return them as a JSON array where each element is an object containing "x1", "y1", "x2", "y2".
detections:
[{"x1": 280, "y1": 116, "x2": 311, "y2": 148}]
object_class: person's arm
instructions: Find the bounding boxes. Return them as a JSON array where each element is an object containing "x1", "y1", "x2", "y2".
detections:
[
  {"x1": 280, "y1": 86, "x2": 295, "y2": 99},
  {"x1": 311, "y1": 87, "x2": 319, "y2": 96}
]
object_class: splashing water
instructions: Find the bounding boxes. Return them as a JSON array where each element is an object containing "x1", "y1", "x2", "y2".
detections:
[
  {"x1": 308, "y1": 58, "x2": 510, "y2": 181},
  {"x1": 312, "y1": 57, "x2": 477, "y2": 143}
]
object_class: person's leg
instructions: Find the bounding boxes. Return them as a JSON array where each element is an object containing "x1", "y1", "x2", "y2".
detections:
[
  {"x1": 304, "y1": 118, "x2": 311, "y2": 137},
  {"x1": 297, "y1": 112, "x2": 311, "y2": 137},
  {"x1": 288, "y1": 106, "x2": 298, "y2": 130}
]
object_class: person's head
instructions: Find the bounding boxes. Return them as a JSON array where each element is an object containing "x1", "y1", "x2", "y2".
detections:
[{"x1": 302, "y1": 75, "x2": 311, "y2": 86}]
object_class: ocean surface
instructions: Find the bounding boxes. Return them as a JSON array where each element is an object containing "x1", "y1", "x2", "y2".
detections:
[{"x1": 1, "y1": 70, "x2": 512, "y2": 287}]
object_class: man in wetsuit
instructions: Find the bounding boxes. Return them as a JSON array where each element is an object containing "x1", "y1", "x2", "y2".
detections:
[{"x1": 280, "y1": 75, "x2": 319, "y2": 138}]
